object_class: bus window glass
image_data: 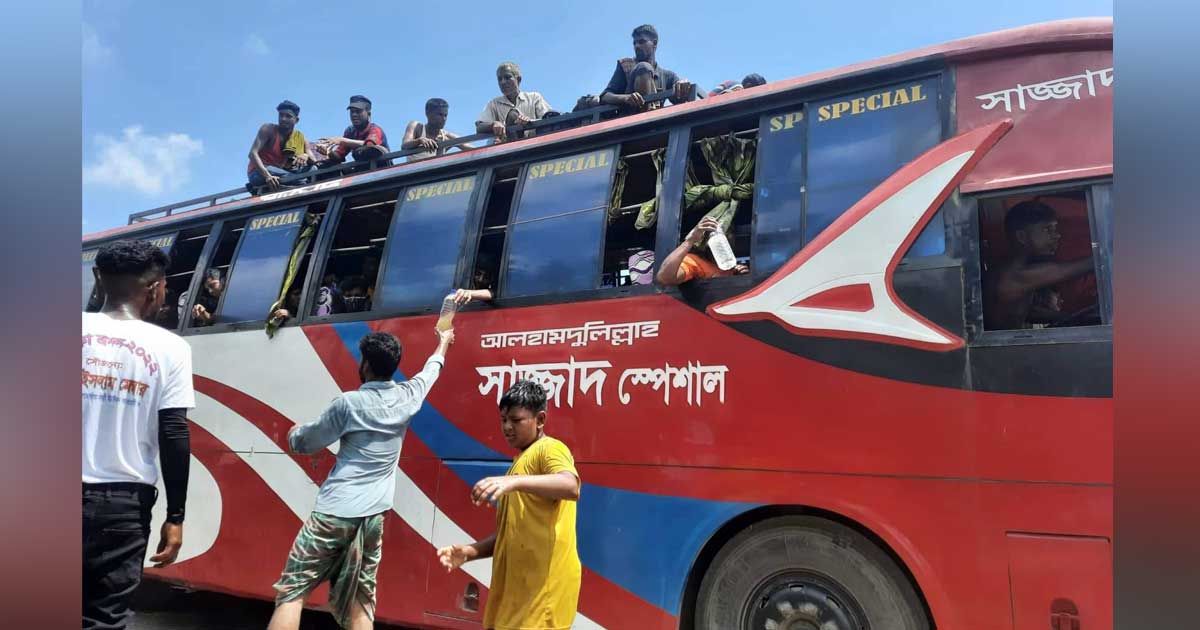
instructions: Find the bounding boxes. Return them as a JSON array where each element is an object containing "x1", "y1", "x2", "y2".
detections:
[
  {"x1": 806, "y1": 76, "x2": 945, "y2": 258},
  {"x1": 504, "y1": 147, "x2": 617, "y2": 297},
  {"x1": 189, "y1": 219, "x2": 244, "y2": 327},
  {"x1": 469, "y1": 166, "x2": 520, "y2": 298},
  {"x1": 378, "y1": 175, "x2": 477, "y2": 311},
  {"x1": 312, "y1": 188, "x2": 399, "y2": 317},
  {"x1": 603, "y1": 135, "x2": 667, "y2": 287},
  {"x1": 676, "y1": 116, "x2": 759, "y2": 280},
  {"x1": 979, "y1": 187, "x2": 1101, "y2": 331},
  {"x1": 82, "y1": 249, "x2": 99, "y2": 311},
  {"x1": 754, "y1": 108, "x2": 805, "y2": 275}
]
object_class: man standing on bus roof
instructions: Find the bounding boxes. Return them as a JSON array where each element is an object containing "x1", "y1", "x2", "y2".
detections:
[
  {"x1": 83, "y1": 240, "x2": 195, "y2": 629},
  {"x1": 318, "y1": 95, "x2": 391, "y2": 167},
  {"x1": 247, "y1": 100, "x2": 318, "y2": 192},
  {"x1": 600, "y1": 24, "x2": 695, "y2": 112},
  {"x1": 267, "y1": 328, "x2": 455, "y2": 630},
  {"x1": 402, "y1": 98, "x2": 468, "y2": 162},
  {"x1": 985, "y1": 200, "x2": 1096, "y2": 330},
  {"x1": 476, "y1": 62, "x2": 553, "y2": 142},
  {"x1": 656, "y1": 216, "x2": 748, "y2": 286},
  {"x1": 437, "y1": 380, "x2": 582, "y2": 630}
]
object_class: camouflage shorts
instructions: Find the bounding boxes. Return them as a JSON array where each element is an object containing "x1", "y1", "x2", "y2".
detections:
[{"x1": 273, "y1": 511, "x2": 385, "y2": 628}]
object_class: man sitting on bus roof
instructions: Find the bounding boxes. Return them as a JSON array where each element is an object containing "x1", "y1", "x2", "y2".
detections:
[
  {"x1": 247, "y1": 100, "x2": 318, "y2": 192},
  {"x1": 656, "y1": 216, "x2": 748, "y2": 286},
  {"x1": 402, "y1": 98, "x2": 468, "y2": 162},
  {"x1": 984, "y1": 200, "x2": 1096, "y2": 330},
  {"x1": 708, "y1": 73, "x2": 767, "y2": 97},
  {"x1": 318, "y1": 95, "x2": 391, "y2": 167},
  {"x1": 600, "y1": 24, "x2": 695, "y2": 113},
  {"x1": 476, "y1": 62, "x2": 553, "y2": 143}
]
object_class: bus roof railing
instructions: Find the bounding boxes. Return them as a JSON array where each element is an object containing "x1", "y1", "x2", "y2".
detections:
[{"x1": 126, "y1": 90, "x2": 674, "y2": 225}]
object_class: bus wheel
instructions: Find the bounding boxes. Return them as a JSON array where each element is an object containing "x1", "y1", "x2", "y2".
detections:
[{"x1": 693, "y1": 516, "x2": 929, "y2": 630}]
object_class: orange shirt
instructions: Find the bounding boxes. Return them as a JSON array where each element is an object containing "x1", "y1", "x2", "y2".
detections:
[{"x1": 678, "y1": 253, "x2": 731, "y2": 282}]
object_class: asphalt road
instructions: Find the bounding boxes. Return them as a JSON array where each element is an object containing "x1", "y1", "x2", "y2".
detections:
[{"x1": 128, "y1": 580, "x2": 414, "y2": 630}]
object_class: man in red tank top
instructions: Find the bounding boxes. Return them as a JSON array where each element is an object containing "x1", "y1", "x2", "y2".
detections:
[{"x1": 247, "y1": 100, "x2": 316, "y2": 192}]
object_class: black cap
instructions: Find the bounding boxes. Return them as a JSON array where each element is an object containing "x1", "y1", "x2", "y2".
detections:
[
  {"x1": 276, "y1": 100, "x2": 300, "y2": 115},
  {"x1": 347, "y1": 95, "x2": 372, "y2": 110},
  {"x1": 741, "y1": 73, "x2": 766, "y2": 89}
]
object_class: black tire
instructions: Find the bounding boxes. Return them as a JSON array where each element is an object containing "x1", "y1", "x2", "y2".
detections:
[{"x1": 693, "y1": 516, "x2": 929, "y2": 630}]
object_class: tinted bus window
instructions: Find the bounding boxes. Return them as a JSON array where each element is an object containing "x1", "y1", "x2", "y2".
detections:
[
  {"x1": 216, "y1": 207, "x2": 312, "y2": 324},
  {"x1": 979, "y1": 187, "x2": 1101, "y2": 331},
  {"x1": 312, "y1": 187, "x2": 399, "y2": 317},
  {"x1": 754, "y1": 108, "x2": 806, "y2": 274},
  {"x1": 806, "y1": 77, "x2": 945, "y2": 257},
  {"x1": 82, "y1": 249, "x2": 99, "y2": 310},
  {"x1": 378, "y1": 176, "x2": 477, "y2": 311},
  {"x1": 504, "y1": 148, "x2": 617, "y2": 297}
]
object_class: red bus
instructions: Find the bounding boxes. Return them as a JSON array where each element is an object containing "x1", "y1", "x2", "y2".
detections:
[{"x1": 82, "y1": 18, "x2": 1113, "y2": 630}]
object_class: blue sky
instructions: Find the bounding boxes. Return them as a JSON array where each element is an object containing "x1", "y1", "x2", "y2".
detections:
[{"x1": 81, "y1": 0, "x2": 1112, "y2": 234}]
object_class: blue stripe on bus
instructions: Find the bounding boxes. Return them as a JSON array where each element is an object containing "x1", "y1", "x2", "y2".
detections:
[{"x1": 331, "y1": 321, "x2": 758, "y2": 615}]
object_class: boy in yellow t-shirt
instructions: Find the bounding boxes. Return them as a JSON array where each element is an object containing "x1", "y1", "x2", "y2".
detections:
[{"x1": 437, "y1": 380, "x2": 582, "y2": 630}]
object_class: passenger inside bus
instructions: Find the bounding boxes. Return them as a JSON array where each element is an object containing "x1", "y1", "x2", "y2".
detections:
[
  {"x1": 454, "y1": 264, "x2": 496, "y2": 305},
  {"x1": 270, "y1": 286, "x2": 304, "y2": 324},
  {"x1": 339, "y1": 275, "x2": 372, "y2": 313},
  {"x1": 189, "y1": 268, "x2": 224, "y2": 327},
  {"x1": 656, "y1": 216, "x2": 749, "y2": 285},
  {"x1": 402, "y1": 98, "x2": 468, "y2": 162},
  {"x1": 476, "y1": 62, "x2": 553, "y2": 142},
  {"x1": 600, "y1": 24, "x2": 695, "y2": 113},
  {"x1": 317, "y1": 95, "x2": 390, "y2": 168},
  {"x1": 982, "y1": 197, "x2": 1098, "y2": 330},
  {"x1": 247, "y1": 100, "x2": 317, "y2": 192}
]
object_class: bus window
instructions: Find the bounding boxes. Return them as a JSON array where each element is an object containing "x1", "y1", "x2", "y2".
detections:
[
  {"x1": 754, "y1": 108, "x2": 805, "y2": 275},
  {"x1": 806, "y1": 76, "x2": 945, "y2": 258},
  {"x1": 190, "y1": 202, "x2": 324, "y2": 327},
  {"x1": 470, "y1": 166, "x2": 521, "y2": 298},
  {"x1": 82, "y1": 249, "x2": 100, "y2": 311},
  {"x1": 311, "y1": 188, "x2": 399, "y2": 317},
  {"x1": 377, "y1": 175, "x2": 478, "y2": 311},
  {"x1": 503, "y1": 147, "x2": 617, "y2": 297},
  {"x1": 603, "y1": 135, "x2": 667, "y2": 287},
  {"x1": 675, "y1": 116, "x2": 759, "y2": 278},
  {"x1": 148, "y1": 228, "x2": 212, "y2": 331},
  {"x1": 979, "y1": 187, "x2": 1102, "y2": 331}
]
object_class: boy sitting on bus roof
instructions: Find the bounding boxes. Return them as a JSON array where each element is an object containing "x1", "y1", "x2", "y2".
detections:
[
  {"x1": 709, "y1": 73, "x2": 767, "y2": 97},
  {"x1": 317, "y1": 95, "x2": 391, "y2": 167},
  {"x1": 402, "y1": 98, "x2": 469, "y2": 162},
  {"x1": 476, "y1": 62, "x2": 553, "y2": 142},
  {"x1": 656, "y1": 216, "x2": 749, "y2": 286},
  {"x1": 247, "y1": 100, "x2": 318, "y2": 192},
  {"x1": 600, "y1": 24, "x2": 695, "y2": 112},
  {"x1": 437, "y1": 380, "x2": 582, "y2": 630}
]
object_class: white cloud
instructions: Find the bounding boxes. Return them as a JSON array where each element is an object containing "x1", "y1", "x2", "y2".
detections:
[
  {"x1": 83, "y1": 126, "x2": 204, "y2": 196},
  {"x1": 244, "y1": 34, "x2": 270, "y2": 56},
  {"x1": 82, "y1": 22, "x2": 114, "y2": 67}
]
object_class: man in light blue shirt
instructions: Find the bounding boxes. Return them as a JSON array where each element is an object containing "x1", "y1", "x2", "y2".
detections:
[{"x1": 268, "y1": 328, "x2": 454, "y2": 630}]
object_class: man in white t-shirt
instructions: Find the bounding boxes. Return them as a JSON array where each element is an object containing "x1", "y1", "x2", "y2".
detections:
[{"x1": 82, "y1": 240, "x2": 196, "y2": 630}]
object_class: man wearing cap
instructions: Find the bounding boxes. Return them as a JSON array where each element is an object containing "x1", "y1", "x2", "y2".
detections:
[
  {"x1": 600, "y1": 25, "x2": 695, "y2": 113},
  {"x1": 318, "y1": 95, "x2": 391, "y2": 167},
  {"x1": 247, "y1": 100, "x2": 317, "y2": 192},
  {"x1": 475, "y1": 62, "x2": 553, "y2": 142}
]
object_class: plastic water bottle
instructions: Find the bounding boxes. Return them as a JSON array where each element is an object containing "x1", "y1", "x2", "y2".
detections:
[
  {"x1": 707, "y1": 230, "x2": 737, "y2": 271},
  {"x1": 436, "y1": 293, "x2": 457, "y2": 332}
]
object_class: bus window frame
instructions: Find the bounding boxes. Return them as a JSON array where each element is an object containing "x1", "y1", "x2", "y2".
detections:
[
  {"x1": 965, "y1": 178, "x2": 1114, "y2": 348},
  {"x1": 372, "y1": 171, "x2": 483, "y2": 316},
  {"x1": 162, "y1": 223, "x2": 222, "y2": 333},
  {"x1": 178, "y1": 197, "x2": 337, "y2": 336},
  {"x1": 496, "y1": 144, "x2": 621, "y2": 301}
]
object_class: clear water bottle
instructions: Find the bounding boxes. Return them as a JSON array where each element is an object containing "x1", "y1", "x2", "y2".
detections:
[
  {"x1": 707, "y1": 229, "x2": 737, "y2": 271},
  {"x1": 436, "y1": 293, "x2": 457, "y2": 332}
]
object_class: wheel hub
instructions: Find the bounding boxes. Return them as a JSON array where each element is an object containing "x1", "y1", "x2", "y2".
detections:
[{"x1": 748, "y1": 578, "x2": 864, "y2": 630}]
